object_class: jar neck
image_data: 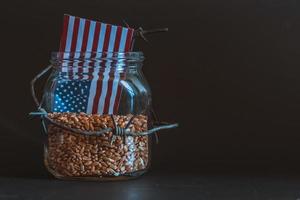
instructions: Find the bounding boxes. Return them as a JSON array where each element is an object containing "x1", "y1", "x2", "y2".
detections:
[
  {"x1": 51, "y1": 52, "x2": 144, "y2": 69},
  {"x1": 50, "y1": 52, "x2": 144, "y2": 79}
]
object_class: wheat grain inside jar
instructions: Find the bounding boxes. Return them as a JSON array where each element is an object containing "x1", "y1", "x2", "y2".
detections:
[{"x1": 42, "y1": 52, "x2": 151, "y2": 180}]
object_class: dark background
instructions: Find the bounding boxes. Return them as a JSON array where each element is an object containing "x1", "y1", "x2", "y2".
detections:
[{"x1": 1, "y1": 0, "x2": 300, "y2": 178}]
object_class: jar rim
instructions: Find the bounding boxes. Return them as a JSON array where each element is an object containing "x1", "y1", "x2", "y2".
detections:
[{"x1": 51, "y1": 51, "x2": 144, "y2": 61}]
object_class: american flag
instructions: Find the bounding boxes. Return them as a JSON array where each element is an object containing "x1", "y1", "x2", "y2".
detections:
[{"x1": 53, "y1": 15, "x2": 134, "y2": 114}]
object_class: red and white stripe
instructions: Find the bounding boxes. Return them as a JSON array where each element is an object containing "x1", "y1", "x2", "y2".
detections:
[{"x1": 59, "y1": 15, "x2": 134, "y2": 114}]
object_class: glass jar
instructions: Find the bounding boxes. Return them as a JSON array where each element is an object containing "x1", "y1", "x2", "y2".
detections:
[{"x1": 40, "y1": 52, "x2": 152, "y2": 181}]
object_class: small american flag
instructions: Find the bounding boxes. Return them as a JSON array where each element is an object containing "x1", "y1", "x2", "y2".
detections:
[{"x1": 53, "y1": 15, "x2": 134, "y2": 114}]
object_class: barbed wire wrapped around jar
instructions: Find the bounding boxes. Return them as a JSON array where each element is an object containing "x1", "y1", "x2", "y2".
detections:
[{"x1": 29, "y1": 64, "x2": 178, "y2": 141}]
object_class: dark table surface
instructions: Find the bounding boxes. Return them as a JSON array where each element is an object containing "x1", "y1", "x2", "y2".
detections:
[{"x1": 2, "y1": 168, "x2": 300, "y2": 200}]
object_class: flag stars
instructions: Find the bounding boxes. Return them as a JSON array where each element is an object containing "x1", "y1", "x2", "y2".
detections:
[{"x1": 54, "y1": 80, "x2": 89, "y2": 113}]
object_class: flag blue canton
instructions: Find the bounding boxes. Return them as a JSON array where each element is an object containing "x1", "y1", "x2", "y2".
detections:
[{"x1": 53, "y1": 80, "x2": 90, "y2": 113}]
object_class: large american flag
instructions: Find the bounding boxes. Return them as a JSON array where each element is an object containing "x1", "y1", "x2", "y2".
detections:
[{"x1": 53, "y1": 15, "x2": 134, "y2": 114}]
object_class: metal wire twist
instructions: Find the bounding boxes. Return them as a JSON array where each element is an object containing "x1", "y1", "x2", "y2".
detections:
[{"x1": 29, "y1": 109, "x2": 178, "y2": 138}]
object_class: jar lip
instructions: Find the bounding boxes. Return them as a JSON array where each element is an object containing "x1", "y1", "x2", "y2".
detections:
[{"x1": 51, "y1": 51, "x2": 144, "y2": 61}]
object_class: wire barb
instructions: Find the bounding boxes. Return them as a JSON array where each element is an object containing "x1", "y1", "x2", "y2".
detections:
[{"x1": 134, "y1": 27, "x2": 168, "y2": 43}]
